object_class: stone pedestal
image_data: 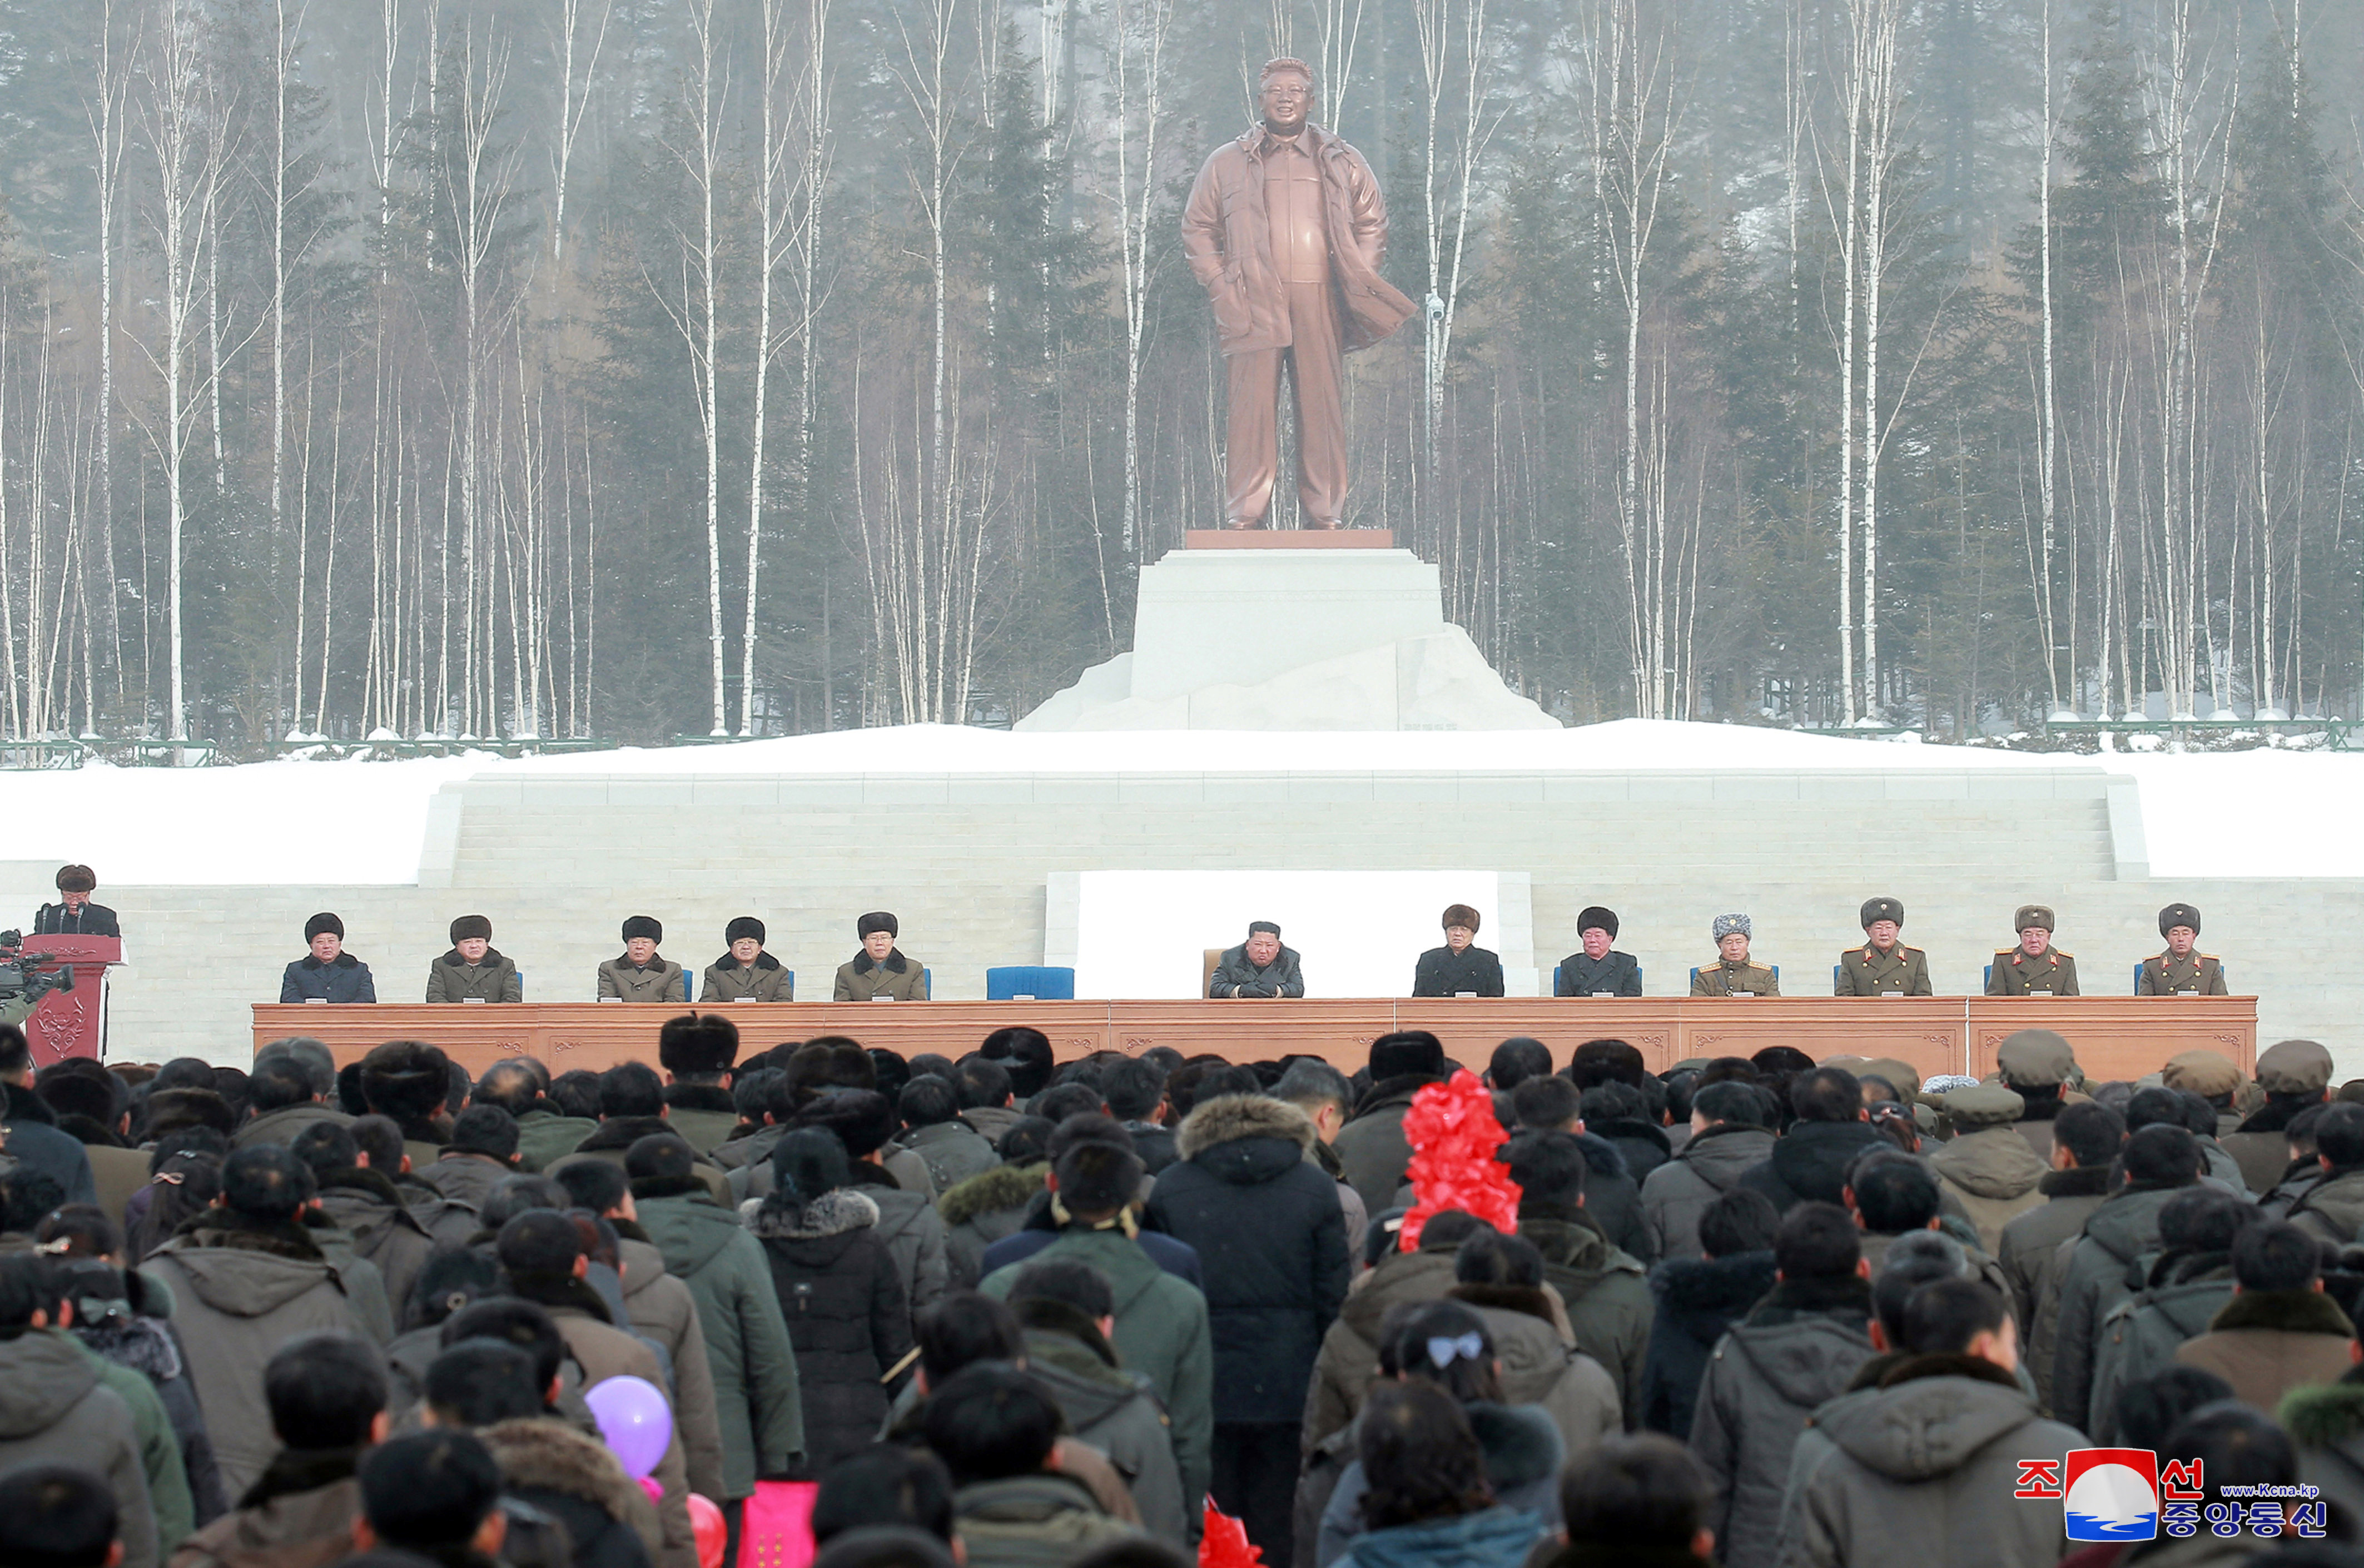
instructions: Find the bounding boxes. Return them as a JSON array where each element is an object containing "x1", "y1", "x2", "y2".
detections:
[{"x1": 1016, "y1": 547, "x2": 1560, "y2": 731}]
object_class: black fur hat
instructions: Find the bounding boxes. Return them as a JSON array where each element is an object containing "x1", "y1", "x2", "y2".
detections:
[
  {"x1": 725, "y1": 916, "x2": 766, "y2": 947},
  {"x1": 304, "y1": 912, "x2": 344, "y2": 942},
  {"x1": 659, "y1": 1013, "x2": 741, "y2": 1077},
  {"x1": 621, "y1": 915, "x2": 663, "y2": 944},
  {"x1": 857, "y1": 911, "x2": 899, "y2": 939},
  {"x1": 449, "y1": 914, "x2": 493, "y2": 944},
  {"x1": 789, "y1": 1088, "x2": 897, "y2": 1158}
]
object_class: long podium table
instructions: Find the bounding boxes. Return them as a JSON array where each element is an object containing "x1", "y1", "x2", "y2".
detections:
[{"x1": 254, "y1": 997, "x2": 2255, "y2": 1084}]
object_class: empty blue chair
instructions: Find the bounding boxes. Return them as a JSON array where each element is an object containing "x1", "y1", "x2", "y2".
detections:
[{"x1": 986, "y1": 966, "x2": 1076, "y2": 1001}]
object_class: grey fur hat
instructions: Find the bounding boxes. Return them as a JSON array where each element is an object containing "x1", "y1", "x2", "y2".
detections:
[{"x1": 1711, "y1": 912, "x2": 1751, "y2": 942}]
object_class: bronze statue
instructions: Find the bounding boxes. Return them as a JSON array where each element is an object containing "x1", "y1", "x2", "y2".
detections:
[{"x1": 1183, "y1": 58, "x2": 1414, "y2": 530}]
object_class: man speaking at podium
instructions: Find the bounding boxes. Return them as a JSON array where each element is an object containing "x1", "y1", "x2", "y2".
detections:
[{"x1": 34, "y1": 865, "x2": 118, "y2": 938}]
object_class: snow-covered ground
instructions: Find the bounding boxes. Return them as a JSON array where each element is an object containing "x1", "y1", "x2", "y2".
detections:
[{"x1": 7, "y1": 720, "x2": 2360, "y2": 884}]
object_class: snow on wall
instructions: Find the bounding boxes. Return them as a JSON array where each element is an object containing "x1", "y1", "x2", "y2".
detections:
[{"x1": 3, "y1": 721, "x2": 2357, "y2": 885}]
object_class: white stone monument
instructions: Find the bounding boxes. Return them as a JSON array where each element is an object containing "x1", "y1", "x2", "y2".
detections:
[{"x1": 1016, "y1": 545, "x2": 1560, "y2": 731}]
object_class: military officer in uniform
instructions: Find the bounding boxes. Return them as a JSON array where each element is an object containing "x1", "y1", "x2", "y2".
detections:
[
  {"x1": 1836, "y1": 895, "x2": 1932, "y2": 995},
  {"x1": 1986, "y1": 904, "x2": 2079, "y2": 995},
  {"x1": 598, "y1": 915, "x2": 685, "y2": 1002},
  {"x1": 1411, "y1": 903, "x2": 1504, "y2": 997},
  {"x1": 1692, "y1": 912, "x2": 1779, "y2": 996},
  {"x1": 2138, "y1": 902, "x2": 2227, "y2": 995},
  {"x1": 1555, "y1": 905, "x2": 1642, "y2": 997}
]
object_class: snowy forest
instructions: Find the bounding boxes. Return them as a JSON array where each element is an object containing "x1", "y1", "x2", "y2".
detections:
[{"x1": 0, "y1": 0, "x2": 2357, "y2": 745}]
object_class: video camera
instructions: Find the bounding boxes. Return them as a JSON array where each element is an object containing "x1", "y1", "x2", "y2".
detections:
[{"x1": 0, "y1": 929, "x2": 72, "y2": 1028}]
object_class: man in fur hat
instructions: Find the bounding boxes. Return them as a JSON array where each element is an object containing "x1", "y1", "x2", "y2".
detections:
[
  {"x1": 700, "y1": 917, "x2": 793, "y2": 1002},
  {"x1": 280, "y1": 913, "x2": 376, "y2": 1004},
  {"x1": 425, "y1": 915, "x2": 521, "y2": 1003},
  {"x1": 657, "y1": 1012, "x2": 742, "y2": 1154},
  {"x1": 1410, "y1": 902, "x2": 1504, "y2": 997},
  {"x1": 1691, "y1": 914, "x2": 1777, "y2": 997},
  {"x1": 598, "y1": 917, "x2": 684, "y2": 1003},
  {"x1": 2138, "y1": 902, "x2": 2228, "y2": 995},
  {"x1": 1986, "y1": 905, "x2": 2078, "y2": 995},
  {"x1": 33, "y1": 864, "x2": 118, "y2": 937},
  {"x1": 1835, "y1": 897, "x2": 1931, "y2": 996},
  {"x1": 1556, "y1": 907, "x2": 1641, "y2": 997},
  {"x1": 834, "y1": 912, "x2": 927, "y2": 1002}
]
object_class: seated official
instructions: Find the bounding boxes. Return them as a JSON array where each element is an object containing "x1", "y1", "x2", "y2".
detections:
[
  {"x1": 598, "y1": 915, "x2": 684, "y2": 1002},
  {"x1": 1555, "y1": 904, "x2": 1641, "y2": 996},
  {"x1": 2138, "y1": 901, "x2": 2228, "y2": 995},
  {"x1": 835, "y1": 910, "x2": 926, "y2": 1001},
  {"x1": 1836, "y1": 895, "x2": 1931, "y2": 995},
  {"x1": 702, "y1": 915, "x2": 793, "y2": 1001},
  {"x1": 1690, "y1": 912, "x2": 1777, "y2": 996},
  {"x1": 280, "y1": 912, "x2": 376, "y2": 1003},
  {"x1": 34, "y1": 864, "x2": 119, "y2": 938},
  {"x1": 1986, "y1": 903, "x2": 2078, "y2": 995},
  {"x1": 1209, "y1": 919, "x2": 1304, "y2": 998},
  {"x1": 426, "y1": 914, "x2": 520, "y2": 1003},
  {"x1": 1411, "y1": 902, "x2": 1503, "y2": 997}
]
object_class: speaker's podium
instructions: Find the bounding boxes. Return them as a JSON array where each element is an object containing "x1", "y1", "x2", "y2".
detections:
[{"x1": 20, "y1": 935, "x2": 121, "y2": 1063}]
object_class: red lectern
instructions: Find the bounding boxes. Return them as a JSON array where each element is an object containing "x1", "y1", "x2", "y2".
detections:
[{"x1": 22, "y1": 936, "x2": 121, "y2": 1063}]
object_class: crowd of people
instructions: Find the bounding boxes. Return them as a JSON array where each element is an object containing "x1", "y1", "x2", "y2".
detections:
[{"x1": 0, "y1": 1014, "x2": 2352, "y2": 1568}]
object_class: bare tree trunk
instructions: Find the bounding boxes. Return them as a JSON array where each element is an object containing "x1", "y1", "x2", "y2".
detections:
[
  {"x1": 546, "y1": 0, "x2": 611, "y2": 263},
  {"x1": 1109, "y1": 0, "x2": 1172, "y2": 561},
  {"x1": 87, "y1": 0, "x2": 129, "y2": 707}
]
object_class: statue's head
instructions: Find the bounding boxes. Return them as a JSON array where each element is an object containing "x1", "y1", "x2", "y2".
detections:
[{"x1": 1259, "y1": 57, "x2": 1316, "y2": 135}]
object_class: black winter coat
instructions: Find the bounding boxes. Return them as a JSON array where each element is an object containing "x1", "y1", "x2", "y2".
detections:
[
  {"x1": 750, "y1": 1188, "x2": 913, "y2": 1474},
  {"x1": 1411, "y1": 945, "x2": 1504, "y2": 998},
  {"x1": 1146, "y1": 1094, "x2": 1350, "y2": 1423},
  {"x1": 1737, "y1": 1120, "x2": 1888, "y2": 1212},
  {"x1": 1555, "y1": 950, "x2": 1642, "y2": 997},
  {"x1": 1637, "y1": 1251, "x2": 1776, "y2": 1439},
  {"x1": 279, "y1": 950, "x2": 376, "y2": 1003}
]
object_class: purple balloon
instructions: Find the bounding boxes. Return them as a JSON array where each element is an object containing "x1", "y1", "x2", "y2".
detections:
[{"x1": 585, "y1": 1375, "x2": 673, "y2": 1481}]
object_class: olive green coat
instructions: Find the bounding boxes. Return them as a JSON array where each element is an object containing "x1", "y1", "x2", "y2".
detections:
[
  {"x1": 514, "y1": 1108, "x2": 599, "y2": 1172},
  {"x1": 699, "y1": 952, "x2": 793, "y2": 1002},
  {"x1": 635, "y1": 1192, "x2": 806, "y2": 1499},
  {"x1": 1986, "y1": 948, "x2": 2080, "y2": 995},
  {"x1": 598, "y1": 955, "x2": 687, "y2": 1002},
  {"x1": 1692, "y1": 958, "x2": 1779, "y2": 997},
  {"x1": 2138, "y1": 952, "x2": 2228, "y2": 995},
  {"x1": 832, "y1": 950, "x2": 927, "y2": 1002},
  {"x1": 424, "y1": 948, "x2": 523, "y2": 1003},
  {"x1": 1834, "y1": 944, "x2": 1931, "y2": 996}
]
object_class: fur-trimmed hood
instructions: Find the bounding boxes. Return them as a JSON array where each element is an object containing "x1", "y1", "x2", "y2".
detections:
[
  {"x1": 1649, "y1": 1250, "x2": 1780, "y2": 1338},
  {"x1": 2206, "y1": 1287, "x2": 2357, "y2": 1338},
  {"x1": 573, "y1": 1114, "x2": 677, "y2": 1154},
  {"x1": 746, "y1": 1187, "x2": 880, "y2": 1241},
  {"x1": 662, "y1": 1083, "x2": 738, "y2": 1116},
  {"x1": 2280, "y1": 1377, "x2": 2364, "y2": 1446},
  {"x1": 1449, "y1": 1281, "x2": 1561, "y2": 1327},
  {"x1": 938, "y1": 1161, "x2": 1047, "y2": 1227},
  {"x1": 850, "y1": 948, "x2": 910, "y2": 975},
  {"x1": 1464, "y1": 1400, "x2": 1564, "y2": 1492},
  {"x1": 481, "y1": 1415, "x2": 644, "y2": 1521},
  {"x1": 1176, "y1": 1093, "x2": 1315, "y2": 1160}
]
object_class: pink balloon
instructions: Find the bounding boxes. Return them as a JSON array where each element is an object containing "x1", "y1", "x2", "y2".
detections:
[
  {"x1": 585, "y1": 1375, "x2": 673, "y2": 1481},
  {"x1": 689, "y1": 1493, "x2": 728, "y2": 1568}
]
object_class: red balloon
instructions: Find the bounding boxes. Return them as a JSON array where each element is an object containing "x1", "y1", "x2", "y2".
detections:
[{"x1": 688, "y1": 1492, "x2": 728, "y2": 1568}]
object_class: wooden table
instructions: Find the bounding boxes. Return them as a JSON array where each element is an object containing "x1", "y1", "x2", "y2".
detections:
[{"x1": 254, "y1": 996, "x2": 2256, "y2": 1084}]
